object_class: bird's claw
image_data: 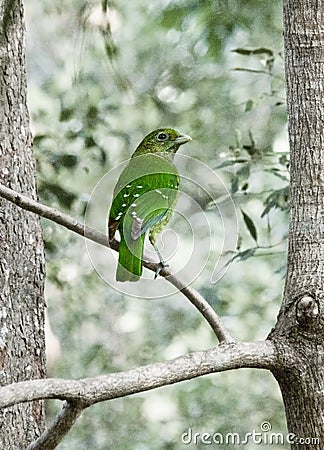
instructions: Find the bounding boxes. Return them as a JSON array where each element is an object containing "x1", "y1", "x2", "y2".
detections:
[{"x1": 154, "y1": 261, "x2": 169, "y2": 279}]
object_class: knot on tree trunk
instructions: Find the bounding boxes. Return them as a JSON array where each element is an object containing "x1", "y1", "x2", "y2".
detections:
[{"x1": 295, "y1": 295, "x2": 319, "y2": 329}]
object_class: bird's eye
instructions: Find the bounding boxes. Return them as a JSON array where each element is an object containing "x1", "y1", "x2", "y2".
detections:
[{"x1": 156, "y1": 132, "x2": 169, "y2": 142}]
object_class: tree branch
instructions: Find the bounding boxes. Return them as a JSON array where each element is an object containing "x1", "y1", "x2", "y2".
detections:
[
  {"x1": 18, "y1": 340, "x2": 277, "y2": 449},
  {"x1": 0, "y1": 341, "x2": 277, "y2": 410},
  {"x1": 26, "y1": 401, "x2": 83, "y2": 450},
  {"x1": 0, "y1": 183, "x2": 233, "y2": 342}
]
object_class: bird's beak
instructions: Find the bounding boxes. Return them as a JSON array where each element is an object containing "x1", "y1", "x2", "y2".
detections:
[{"x1": 173, "y1": 134, "x2": 192, "y2": 145}]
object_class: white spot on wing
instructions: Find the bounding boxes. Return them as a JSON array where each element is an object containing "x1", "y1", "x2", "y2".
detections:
[
  {"x1": 131, "y1": 217, "x2": 144, "y2": 240},
  {"x1": 155, "y1": 189, "x2": 168, "y2": 199}
]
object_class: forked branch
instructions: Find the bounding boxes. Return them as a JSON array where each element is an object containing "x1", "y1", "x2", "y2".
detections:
[
  {"x1": 4, "y1": 341, "x2": 277, "y2": 449},
  {"x1": 1, "y1": 341, "x2": 276, "y2": 410}
]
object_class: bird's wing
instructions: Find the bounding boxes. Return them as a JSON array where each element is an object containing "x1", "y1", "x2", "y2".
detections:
[
  {"x1": 121, "y1": 185, "x2": 174, "y2": 241},
  {"x1": 109, "y1": 154, "x2": 179, "y2": 239}
]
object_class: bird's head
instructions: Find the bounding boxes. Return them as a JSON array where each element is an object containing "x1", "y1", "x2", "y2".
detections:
[{"x1": 133, "y1": 128, "x2": 191, "y2": 157}]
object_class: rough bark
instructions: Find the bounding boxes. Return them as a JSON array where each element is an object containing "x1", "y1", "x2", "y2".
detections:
[
  {"x1": 270, "y1": 0, "x2": 324, "y2": 447},
  {"x1": 0, "y1": 0, "x2": 46, "y2": 446}
]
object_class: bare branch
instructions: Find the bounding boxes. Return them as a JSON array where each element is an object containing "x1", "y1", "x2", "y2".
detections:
[
  {"x1": 26, "y1": 401, "x2": 83, "y2": 450},
  {"x1": 0, "y1": 183, "x2": 233, "y2": 342},
  {"x1": 0, "y1": 341, "x2": 277, "y2": 410},
  {"x1": 0, "y1": 183, "x2": 109, "y2": 247},
  {"x1": 22, "y1": 341, "x2": 277, "y2": 449},
  {"x1": 160, "y1": 270, "x2": 234, "y2": 342}
]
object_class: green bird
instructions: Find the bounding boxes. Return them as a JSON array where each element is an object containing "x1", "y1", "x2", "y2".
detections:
[{"x1": 108, "y1": 128, "x2": 191, "y2": 282}]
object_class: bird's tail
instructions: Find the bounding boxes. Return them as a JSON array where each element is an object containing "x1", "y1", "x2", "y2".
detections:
[{"x1": 116, "y1": 232, "x2": 145, "y2": 282}]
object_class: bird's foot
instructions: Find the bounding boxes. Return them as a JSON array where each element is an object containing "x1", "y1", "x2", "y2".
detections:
[{"x1": 154, "y1": 261, "x2": 169, "y2": 279}]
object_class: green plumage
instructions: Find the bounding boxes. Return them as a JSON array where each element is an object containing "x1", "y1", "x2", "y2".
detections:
[{"x1": 108, "y1": 128, "x2": 191, "y2": 282}]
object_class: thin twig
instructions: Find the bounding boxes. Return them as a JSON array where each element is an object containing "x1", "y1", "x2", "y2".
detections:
[
  {"x1": 26, "y1": 401, "x2": 84, "y2": 450},
  {"x1": 160, "y1": 269, "x2": 234, "y2": 342},
  {"x1": 0, "y1": 183, "x2": 233, "y2": 342}
]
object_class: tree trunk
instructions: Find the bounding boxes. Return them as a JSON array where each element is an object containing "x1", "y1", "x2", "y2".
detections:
[
  {"x1": 0, "y1": 0, "x2": 46, "y2": 446},
  {"x1": 270, "y1": 0, "x2": 323, "y2": 448}
]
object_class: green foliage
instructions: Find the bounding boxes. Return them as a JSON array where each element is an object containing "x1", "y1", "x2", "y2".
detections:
[
  {"x1": 241, "y1": 209, "x2": 258, "y2": 243},
  {"x1": 261, "y1": 186, "x2": 290, "y2": 217},
  {"x1": 26, "y1": 0, "x2": 289, "y2": 448}
]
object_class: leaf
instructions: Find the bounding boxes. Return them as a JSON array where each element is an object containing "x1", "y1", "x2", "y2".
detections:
[
  {"x1": 102, "y1": 28, "x2": 118, "y2": 62},
  {"x1": 215, "y1": 158, "x2": 248, "y2": 169},
  {"x1": 261, "y1": 186, "x2": 290, "y2": 217},
  {"x1": 248, "y1": 129, "x2": 256, "y2": 149},
  {"x1": 245, "y1": 99, "x2": 254, "y2": 112},
  {"x1": 236, "y1": 234, "x2": 242, "y2": 251},
  {"x1": 92, "y1": 147, "x2": 107, "y2": 165},
  {"x1": 237, "y1": 163, "x2": 251, "y2": 179},
  {"x1": 265, "y1": 168, "x2": 288, "y2": 181},
  {"x1": 232, "y1": 67, "x2": 269, "y2": 74},
  {"x1": 237, "y1": 247, "x2": 256, "y2": 261},
  {"x1": 227, "y1": 247, "x2": 257, "y2": 266},
  {"x1": 231, "y1": 176, "x2": 239, "y2": 194},
  {"x1": 33, "y1": 134, "x2": 47, "y2": 144},
  {"x1": 51, "y1": 153, "x2": 79, "y2": 171},
  {"x1": 243, "y1": 131, "x2": 260, "y2": 158},
  {"x1": 241, "y1": 209, "x2": 258, "y2": 242},
  {"x1": 59, "y1": 107, "x2": 75, "y2": 122},
  {"x1": 40, "y1": 181, "x2": 77, "y2": 209},
  {"x1": 85, "y1": 135, "x2": 97, "y2": 148},
  {"x1": 279, "y1": 154, "x2": 288, "y2": 166},
  {"x1": 232, "y1": 47, "x2": 274, "y2": 57}
]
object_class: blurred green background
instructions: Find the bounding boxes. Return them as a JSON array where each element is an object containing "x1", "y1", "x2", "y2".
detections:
[{"x1": 25, "y1": 0, "x2": 290, "y2": 448}]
